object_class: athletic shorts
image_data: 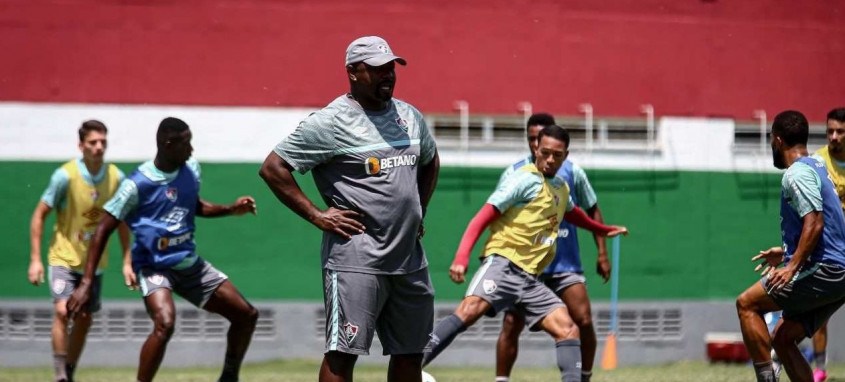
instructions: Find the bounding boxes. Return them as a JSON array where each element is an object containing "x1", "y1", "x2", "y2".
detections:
[
  {"x1": 761, "y1": 262, "x2": 845, "y2": 337},
  {"x1": 541, "y1": 272, "x2": 587, "y2": 295},
  {"x1": 323, "y1": 268, "x2": 434, "y2": 356},
  {"x1": 50, "y1": 266, "x2": 103, "y2": 312},
  {"x1": 466, "y1": 255, "x2": 564, "y2": 331},
  {"x1": 137, "y1": 257, "x2": 228, "y2": 308}
]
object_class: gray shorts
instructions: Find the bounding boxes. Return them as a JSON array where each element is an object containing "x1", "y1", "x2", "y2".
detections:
[
  {"x1": 323, "y1": 268, "x2": 434, "y2": 356},
  {"x1": 541, "y1": 272, "x2": 587, "y2": 295},
  {"x1": 762, "y1": 262, "x2": 845, "y2": 337},
  {"x1": 137, "y1": 257, "x2": 228, "y2": 308},
  {"x1": 466, "y1": 255, "x2": 564, "y2": 331},
  {"x1": 50, "y1": 266, "x2": 103, "y2": 312}
]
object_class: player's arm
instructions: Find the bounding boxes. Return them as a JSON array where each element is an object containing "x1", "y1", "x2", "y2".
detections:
[
  {"x1": 117, "y1": 222, "x2": 137, "y2": 289},
  {"x1": 586, "y1": 204, "x2": 611, "y2": 282},
  {"x1": 28, "y1": 201, "x2": 52, "y2": 286},
  {"x1": 66, "y1": 213, "x2": 120, "y2": 317},
  {"x1": 450, "y1": 204, "x2": 501, "y2": 283},
  {"x1": 418, "y1": 149, "x2": 440, "y2": 217},
  {"x1": 766, "y1": 164, "x2": 824, "y2": 290},
  {"x1": 563, "y1": 205, "x2": 627, "y2": 237},
  {"x1": 259, "y1": 152, "x2": 364, "y2": 239},
  {"x1": 196, "y1": 197, "x2": 257, "y2": 218}
]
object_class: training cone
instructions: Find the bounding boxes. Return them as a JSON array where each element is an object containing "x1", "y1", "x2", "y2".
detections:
[{"x1": 601, "y1": 333, "x2": 618, "y2": 370}]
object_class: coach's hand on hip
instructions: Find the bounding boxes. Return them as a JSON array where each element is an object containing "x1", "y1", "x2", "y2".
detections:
[{"x1": 314, "y1": 207, "x2": 365, "y2": 240}]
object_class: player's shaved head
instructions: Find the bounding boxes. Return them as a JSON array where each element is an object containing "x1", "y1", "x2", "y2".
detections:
[
  {"x1": 772, "y1": 110, "x2": 808, "y2": 147},
  {"x1": 78, "y1": 120, "x2": 107, "y2": 141},
  {"x1": 157, "y1": 117, "x2": 190, "y2": 145}
]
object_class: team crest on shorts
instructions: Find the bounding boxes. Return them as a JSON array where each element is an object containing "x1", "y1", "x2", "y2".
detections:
[
  {"x1": 148, "y1": 274, "x2": 164, "y2": 286},
  {"x1": 165, "y1": 187, "x2": 178, "y2": 201},
  {"x1": 52, "y1": 279, "x2": 66, "y2": 295},
  {"x1": 483, "y1": 279, "x2": 498, "y2": 294},
  {"x1": 343, "y1": 322, "x2": 359, "y2": 343}
]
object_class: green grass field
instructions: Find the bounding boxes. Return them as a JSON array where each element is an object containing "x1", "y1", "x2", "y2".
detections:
[{"x1": 1, "y1": 360, "x2": 840, "y2": 382}]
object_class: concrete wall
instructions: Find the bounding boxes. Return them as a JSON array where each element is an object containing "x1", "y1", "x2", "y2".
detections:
[{"x1": 3, "y1": 300, "x2": 844, "y2": 368}]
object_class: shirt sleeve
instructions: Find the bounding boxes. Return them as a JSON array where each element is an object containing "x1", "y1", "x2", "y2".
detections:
[
  {"x1": 186, "y1": 157, "x2": 201, "y2": 183},
  {"x1": 104, "y1": 179, "x2": 140, "y2": 221},
  {"x1": 416, "y1": 109, "x2": 437, "y2": 165},
  {"x1": 273, "y1": 112, "x2": 336, "y2": 174},
  {"x1": 571, "y1": 164, "x2": 598, "y2": 210},
  {"x1": 487, "y1": 171, "x2": 542, "y2": 212},
  {"x1": 40, "y1": 167, "x2": 70, "y2": 209},
  {"x1": 783, "y1": 162, "x2": 823, "y2": 217}
]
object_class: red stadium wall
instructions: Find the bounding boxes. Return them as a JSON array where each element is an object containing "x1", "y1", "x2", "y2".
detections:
[{"x1": 1, "y1": 0, "x2": 842, "y2": 119}]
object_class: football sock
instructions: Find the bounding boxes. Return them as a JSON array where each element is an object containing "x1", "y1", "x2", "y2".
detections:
[
  {"x1": 814, "y1": 351, "x2": 826, "y2": 370},
  {"x1": 556, "y1": 339, "x2": 582, "y2": 382},
  {"x1": 494, "y1": 377, "x2": 510, "y2": 382},
  {"x1": 753, "y1": 361, "x2": 776, "y2": 382},
  {"x1": 53, "y1": 353, "x2": 68, "y2": 382},
  {"x1": 581, "y1": 370, "x2": 593, "y2": 382},
  {"x1": 423, "y1": 314, "x2": 466, "y2": 366},
  {"x1": 65, "y1": 362, "x2": 76, "y2": 382}
]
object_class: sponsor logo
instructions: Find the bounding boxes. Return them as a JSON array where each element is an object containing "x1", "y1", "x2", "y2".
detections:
[
  {"x1": 482, "y1": 279, "x2": 497, "y2": 294},
  {"x1": 162, "y1": 207, "x2": 189, "y2": 226},
  {"x1": 558, "y1": 227, "x2": 570, "y2": 238},
  {"x1": 377, "y1": 44, "x2": 390, "y2": 54},
  {"x1": 165, "y1": 187, "x2": 178, "y2": 201},
  {"x1": 52, "y1": 279, "x2": 66, "y2": 295},
  {"x1": 343, "y1": 322, "x2": 359, "y2": 343},
  {"x1": 363, "y1": 154, "x2": 417, "y2": 175},
  {"x1": 76, "y1": 230, "x2": 95, "y2": 242},
  {"x1": 157, "y1": 232, "x2": 193, "y2": 250}
]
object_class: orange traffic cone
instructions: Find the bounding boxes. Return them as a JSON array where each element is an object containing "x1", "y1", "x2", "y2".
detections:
[{"x1": 601, "y1": 332, "x2": 618, "y2": 370}]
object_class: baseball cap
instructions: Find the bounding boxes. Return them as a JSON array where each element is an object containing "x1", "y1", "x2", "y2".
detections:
[{"x1": 345, "y1": 36, "x2": 407, "y2": 67}]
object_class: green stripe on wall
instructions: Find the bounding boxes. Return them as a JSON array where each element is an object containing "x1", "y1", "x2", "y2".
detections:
[{"x1": 1, "y1": 162, "x2": 781, "y2": 302}]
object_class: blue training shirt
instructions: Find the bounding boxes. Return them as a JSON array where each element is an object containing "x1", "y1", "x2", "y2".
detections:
[
  {"x1": 107, "y1": 160, "x2": 200, "y2": 271},
  {"x1": 780, "y1": 156, "x2": 845, "y2": 267}
]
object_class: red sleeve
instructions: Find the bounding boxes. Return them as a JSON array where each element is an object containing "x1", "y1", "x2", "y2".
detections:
[
  {"x1": 564, "y1": 206, "x2": 614, "y2": 235},
  {"x1": 452, "y1": 204, "x2": 501, "y2": 268}
]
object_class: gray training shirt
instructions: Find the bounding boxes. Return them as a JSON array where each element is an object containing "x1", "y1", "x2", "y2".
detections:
[{"x1": 275, "y1": 94, "x2": 437, "y2": 275}]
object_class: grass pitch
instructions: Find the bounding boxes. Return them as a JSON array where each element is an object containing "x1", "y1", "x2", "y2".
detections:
[{"x1": 1, "y1": 359, "x2": 841, "y2": 381}]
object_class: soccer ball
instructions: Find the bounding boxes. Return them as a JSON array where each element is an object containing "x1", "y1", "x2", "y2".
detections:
[{"x1": 421, "y1": 370, "x2": 437, "y2": 382}]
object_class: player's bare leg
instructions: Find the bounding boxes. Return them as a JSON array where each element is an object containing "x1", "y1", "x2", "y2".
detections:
[
  {"x1": 736, "y1": 282, "x2": 781, "y2": 382},
  {"x1": 423, "y1": 296, "x2": 491, "y2": 366},
  {"x1": 52, "y1": 300, "x2": 71, "y2": 381},
  {"x1": 536, "y1": 306, "x2": 581, "y2": 382},
  {"x1": 319, "y1": 351, "x2": 357, "y2": 382},
  {"x1": 65, "y1": 309, "x2": 92, "y2": 381},
  {"x1": 560, "y1": 284, "x2": 596, "y2": 379},
  {"x1": 203, "y1": 280, "x2": 258, "y2": 382},
  {"x1": 137, "y1": 289, "x2": 176, "y2": 382},
  {"x1": 496, "y1": 311, "x2": 525, "y2": 380},
  {"x1": 772, "y1": 319, "x2": 813, "y2": 382},
  {"x1": 387, "y1": 353, "x2": 423, "y2": 382}
]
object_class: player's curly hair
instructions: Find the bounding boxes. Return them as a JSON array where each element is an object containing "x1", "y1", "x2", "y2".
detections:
[{"x1": 772, "y1": 110, "x2": 808, "y2": 146}]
